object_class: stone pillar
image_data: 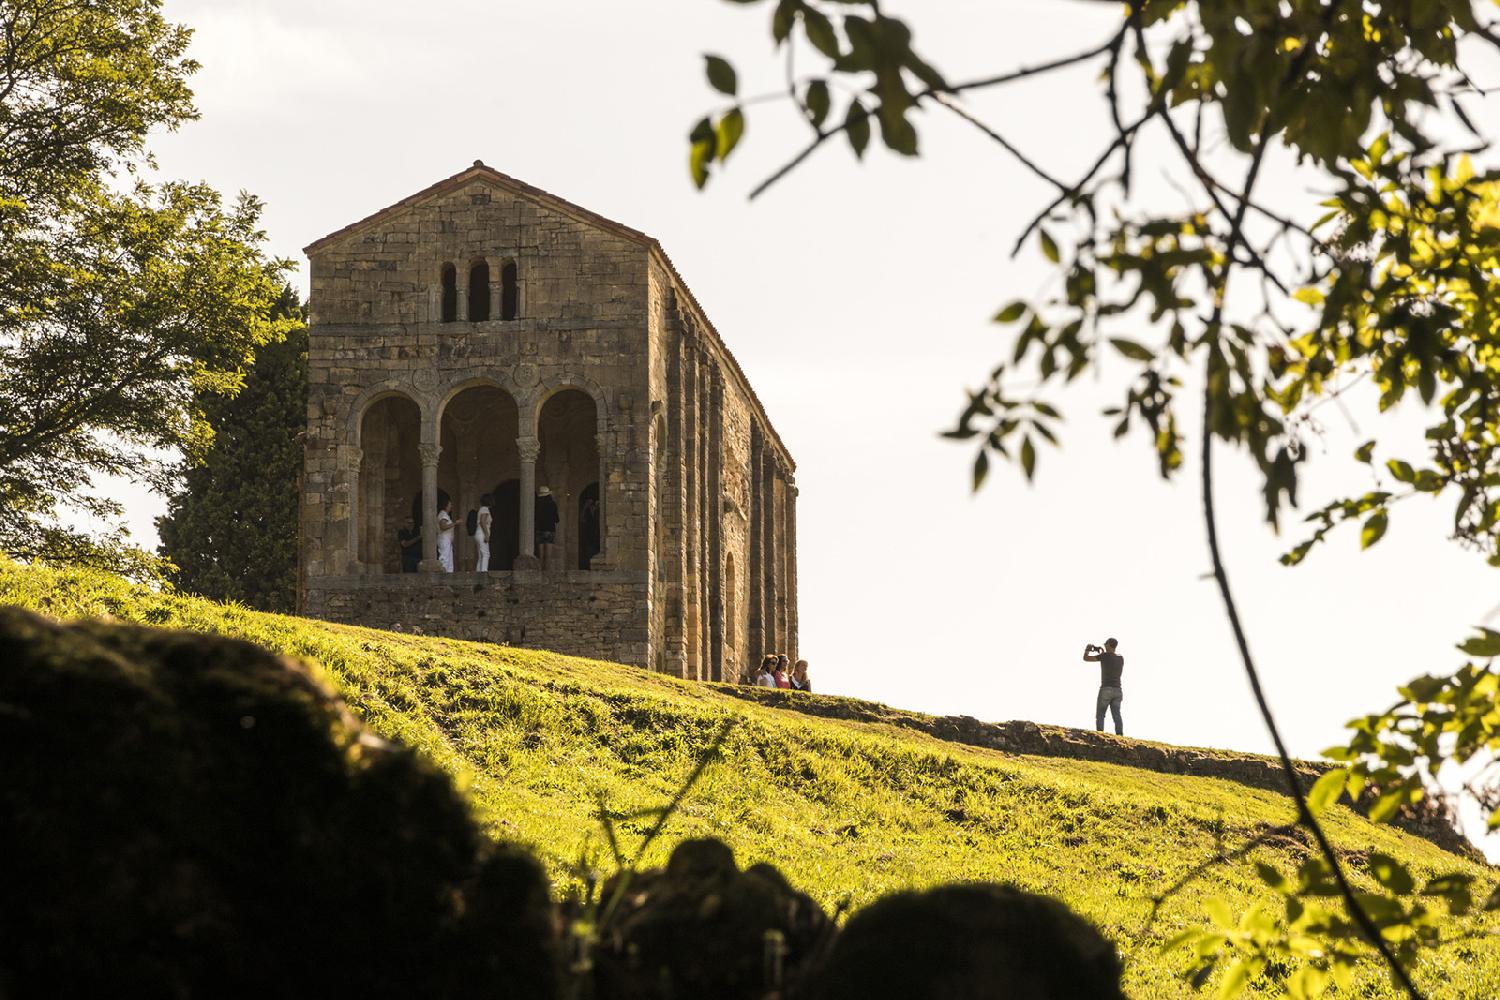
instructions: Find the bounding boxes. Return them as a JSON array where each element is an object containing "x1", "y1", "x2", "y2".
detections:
[
  {"x1": 707, "y1": 367, "x2": 724, "y2": 682},
  {"x1": 517, "y1": 435, "x2": 540, "y2": 565},
  {"x1": 593, "y1": 431, "x2": 609, "y2": 569},
  {"x1": 761, "y1": 451, "x2": 779, "y2": 655},
  {"x1": 346, "y1": 446, "x2": 363, "y2": 574},
  {"x1": 418, "y1": 443, "x2": 441, "y2": 571},
  {"x1": 747, "y1": 428, "x2": 762, "y2": 659},
  {"x1": 787, "y1": 479, "x2": 799, "y2": 662}
]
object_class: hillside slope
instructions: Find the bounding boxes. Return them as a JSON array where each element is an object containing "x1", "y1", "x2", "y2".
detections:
[{"x1": 3, "y1": 562, "x2": 1496, "y2": 998}]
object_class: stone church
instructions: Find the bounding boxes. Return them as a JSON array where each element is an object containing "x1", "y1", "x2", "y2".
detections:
[{"x1": 298, "y1": 162, "x2": 798, "y2": 680}]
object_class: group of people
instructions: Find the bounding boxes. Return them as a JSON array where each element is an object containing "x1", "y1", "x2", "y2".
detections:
[
  {"x1": 749, "y1": 653, "x2": 812, "y2": 692},
  {"x1": 396, "y1": 488, "x2": 562, "y2": 573}
]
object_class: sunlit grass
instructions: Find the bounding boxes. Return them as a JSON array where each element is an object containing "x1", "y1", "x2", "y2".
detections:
[{"x1": 3, "y1": 561, "x2": 1496, "y2": 998}]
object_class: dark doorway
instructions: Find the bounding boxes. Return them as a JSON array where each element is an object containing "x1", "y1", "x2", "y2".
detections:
[
  {"x1": 489, "y1": 479, "x2": 521, "y2": 570},
  {"x1": 579, "y1": 482, "x2": 600, "y2": 569}
]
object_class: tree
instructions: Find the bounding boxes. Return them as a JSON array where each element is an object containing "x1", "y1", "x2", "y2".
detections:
[
  {"x1": 0, "y1": 0, "x2": 293, "y2": 577},
  {"x1": 156, "y1": 288, "x2": 306, "y2": 612},
  {"x1": 686, "y1": 1, "x2": 1500, "y2": 996}
]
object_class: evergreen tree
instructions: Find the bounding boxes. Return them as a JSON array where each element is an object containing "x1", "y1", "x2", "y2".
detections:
[{"x1": 157, "y1": 289, "x2": 306, "y2": 612}]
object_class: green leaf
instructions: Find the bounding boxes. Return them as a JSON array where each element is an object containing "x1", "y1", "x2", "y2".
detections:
[
  {"x1": 1386, "y1": 459, "x2": 1416, "y2": 483},
  {"x1": 1109, "y1": 338, "x2": 1156, "y2": 362},
  {"x1": 1019, "y1": 436, "x2": 1036, "y2": 481},
  {"x1": 972, "y1": 448, "x2": 989, "y2": 492},
  {"x1": 845, "y1": 102, "x2": 871, "y2": 158},
  {"x1": 688, "y1": 117, "x2": 716, "y2": 189},
  {"x1": 1039, "y1": 228, "x2": 1060, "y2": 263},
  {"x1": 1217, "y1": 958, "x2": 1252, "y2": 999},
  {"x1": 704, "y1": 55, "x2": 737, "y2": 96},
  {"x1": 1368, "y1": 852, "x2": 1414, "y2": 895},
  {"x1": 993, "y1": 301, "x2": 1027, "y2": 324},
  {"x1": 1254, "y1": 861, "x2": 1289, "y2": 892},
  {"x1": 715, "y1": 108, "x2": 745, "y2": 160},
  {"x1": 1457, "y1": 628, "x2": 1500, "y2": 658},
  {"x1": 805, "y1": 80, "x2": 831, "y2": 128},
  {"x1": 1368, "y1": 784, "x2": 1409, "y2": 824},
  {"x1": 877, "y1": 109, "x2": 918, "y2": 156},
  {"x1": 1360, "y1": 511, "x2": 1388, "y2": 550},
  {"x1": 1354, "y1": 440, "x2": 1376, "y2": 463},
  {"x1": 802, "y1": 7, "x2": 841, "y2": 58},
  {"x1": 1305, "y1": 768, "x2": 1348, "y2": 817}
]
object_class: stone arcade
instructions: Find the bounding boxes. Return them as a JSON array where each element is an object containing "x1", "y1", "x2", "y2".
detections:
[{"x1": 298, "y1": 163, "x2": 798, "y2": 679}]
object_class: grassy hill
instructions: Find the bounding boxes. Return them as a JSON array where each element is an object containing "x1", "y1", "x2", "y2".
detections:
[{"x1": 3, "y1": 561, "x2": 1495, "y2": 998}]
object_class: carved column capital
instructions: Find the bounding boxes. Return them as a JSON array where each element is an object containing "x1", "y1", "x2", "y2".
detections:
[
  {"x1": 418, "y1": 443, "x2": 442, "y2": 469},
  {"x1": 517, "y1": 435, "x2": 542, "y2": 463}
]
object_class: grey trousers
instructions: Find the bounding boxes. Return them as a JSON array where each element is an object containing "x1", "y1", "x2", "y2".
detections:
[{"x1": 1095, "y1": 686, "x2": 1123, "y2": 735}]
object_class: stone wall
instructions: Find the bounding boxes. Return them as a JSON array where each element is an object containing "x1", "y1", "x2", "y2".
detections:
[{"x1": 305, "y1": 571, "x2": 650, "y2": 665}]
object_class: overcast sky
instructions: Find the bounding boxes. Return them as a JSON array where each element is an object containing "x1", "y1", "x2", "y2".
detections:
[{"x1": 124, "y1": 0, "x2": 1498, "y2": 851}]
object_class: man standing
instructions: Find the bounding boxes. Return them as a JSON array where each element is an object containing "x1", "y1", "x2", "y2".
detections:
[
  {"x1": 1082, "y1": 638, "x2": 1125, "y2": 736},
  {"x1": 535, "y1": 486, "x2": 559, "y2": 548},
  {"x1": 397, "y1": 516, "x2": 421, "y2": 573}
]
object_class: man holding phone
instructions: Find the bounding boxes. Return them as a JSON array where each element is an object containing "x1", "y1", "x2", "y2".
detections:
[{"x1": 1082, "y1": 638, "x2": 1125, "y2": 736}]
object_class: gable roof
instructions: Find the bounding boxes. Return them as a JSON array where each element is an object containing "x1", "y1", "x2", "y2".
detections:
[{"x1": 304, "y1": 162, "x2": 793, "y2": 471}]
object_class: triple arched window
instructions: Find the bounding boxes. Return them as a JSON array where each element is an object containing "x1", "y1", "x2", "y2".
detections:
[{"x1": 438, "y1": 258, "x2": 519, "y2": 323}]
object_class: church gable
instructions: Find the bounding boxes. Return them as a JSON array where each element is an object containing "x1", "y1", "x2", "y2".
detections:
[{"x1": 306, "y1": 164, "x2": 649, "y2": 328}]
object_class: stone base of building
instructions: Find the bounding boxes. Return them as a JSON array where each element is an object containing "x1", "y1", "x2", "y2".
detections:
[{"x1": 304, "y1": 570, "x2": 650, "y2": 665}]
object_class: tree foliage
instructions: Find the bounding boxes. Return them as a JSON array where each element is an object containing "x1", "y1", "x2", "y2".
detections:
[
  {"x1": 156, "y1": 288, "x2": 306, "y2": 612},
  {"x1": 0, "y1": 0, "x2": 293, "y2": 575},
  {"x1": 688, "y1": 0, "x2": 1500, "y2": 995}
]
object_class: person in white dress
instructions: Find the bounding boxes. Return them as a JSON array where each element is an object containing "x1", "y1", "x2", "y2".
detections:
[
  {"x1": 473, "y1": 493, "x2": 493, "y2": 572},
  {"x1": 436, "y1": 499, "x2": 456, "y2": 573}
]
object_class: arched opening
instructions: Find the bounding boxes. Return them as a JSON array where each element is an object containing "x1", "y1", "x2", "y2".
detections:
[
  {"x1": 578, "y1": 482, "x2": 600, "y2": 570},
  {"x1": 500, "y1": 260, "x2": 519, "y2": 320},
  {"x1": 536, "y1": 388, "x2": 600, "y2": 571},
  {"x1": 489, "y1": 478, "x2": 521, "y2": 571},
  {"x1": 440, "y1": 263, "x2": 458, "y2": 323},
  {"x1": 358, "y1": 394, "x2": 421, "y2": 573},
  {"x1": 439, "y1": 385, "x2": 520, "y2": 572},
  {"x1": 468, "y1": 260, "x2": 491, "y2": 321}
]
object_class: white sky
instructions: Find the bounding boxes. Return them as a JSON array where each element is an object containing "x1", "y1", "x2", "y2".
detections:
[{"x1": 120, "y1": 0, "x2": 1498, "y2": 851}]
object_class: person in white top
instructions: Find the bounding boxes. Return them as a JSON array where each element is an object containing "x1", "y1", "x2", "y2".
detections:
[
  {"x1": 474, "y1": 493, "x2": 493, "y2": 572},
  {"x1": 753, "y1": 653, "x2": 778, "y2": 688},
  {"x1": 436, "y1": 499, "x2": 456, "y2": 573}
]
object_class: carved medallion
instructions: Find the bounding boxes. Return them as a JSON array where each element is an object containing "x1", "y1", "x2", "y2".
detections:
[{"x1": 514, "y1": 363, "x2": 540, "y2": 389}]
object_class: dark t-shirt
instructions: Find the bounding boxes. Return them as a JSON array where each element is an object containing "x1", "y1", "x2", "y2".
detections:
[
  {"x1": 397, "y1": 527, "x2": 421, "y2": 572},
  {"x1": 1098, "y1": 652, "x2": 1124, "y2": 688},
  {"x1": 535, "y1": 496, "x2": 560, "y2": 532}
]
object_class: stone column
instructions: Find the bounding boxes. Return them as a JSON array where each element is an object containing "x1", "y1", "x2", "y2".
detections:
[
  {"x1": 418, "y1": 443, "x2": 441, "y2": 571},
  {"x1": 761, "y1": 452, "x2": 779, "y2": 654},
  {"x1": 346, "y1": 446, "x2": 363, "y2": 574},
  {"x1": 594, "y1": 431, "x2": 609, "y2": 569},
  {"x1": 787, "y1": 479, "x2": 799, "y2": 662},
  {"x1": 517, "y1": 435, "x2": 541, "y2": 565}
]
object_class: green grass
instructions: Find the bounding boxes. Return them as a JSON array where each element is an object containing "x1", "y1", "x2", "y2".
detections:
[{"x1": 3, "y1": 561, "x2": 1496, "y2": 998}]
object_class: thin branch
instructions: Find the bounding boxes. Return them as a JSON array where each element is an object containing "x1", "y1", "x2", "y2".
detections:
[
  {"x1": 1198, "y1": 8, "x2": 1424, "y2": 989},
  {"x1": 930, "y1": 93, "x2": 1067, "y2": 195},
  {"x1": 749, "y1": 29, "x2": 1125, "y2": 200}
]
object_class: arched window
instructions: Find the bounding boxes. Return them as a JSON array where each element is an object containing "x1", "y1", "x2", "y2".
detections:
[
  {"x1": 468, "y1": 260, "x2": 491, "y2": 321},
  {"x1": 500, "y1": 260, "x2": 519, "y2": 320},
  {"x1": 357, "y1": 394, "x2": 421, "y2": 573},
  {"x1": 440, "y1": 263, "x2": 457, "y2": 323}
]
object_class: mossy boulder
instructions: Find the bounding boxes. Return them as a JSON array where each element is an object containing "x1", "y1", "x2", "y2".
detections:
[
  {"x1": 591, "y1": 837, "x2": 831, "y2": 999},
  {"x1": 0, "y1": 607, "x2": 558, "y2": 998},
  {"x1": 803, "y1": 882, "x2": 1126, "y2": 1000}
]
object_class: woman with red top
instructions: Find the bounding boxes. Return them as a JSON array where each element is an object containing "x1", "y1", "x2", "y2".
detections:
[{"x1": 773, "y1": 654, "x2": 792, "y2": 689}]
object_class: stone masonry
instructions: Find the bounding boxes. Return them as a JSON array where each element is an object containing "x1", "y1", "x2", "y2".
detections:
[{"x1": 299, "y1": 162, "x2": 797, "y2": 678}]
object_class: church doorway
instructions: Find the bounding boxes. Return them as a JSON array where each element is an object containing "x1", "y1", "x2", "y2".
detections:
[{"x1": 357, "y1": 393, "x2": 420, "y2": 573}]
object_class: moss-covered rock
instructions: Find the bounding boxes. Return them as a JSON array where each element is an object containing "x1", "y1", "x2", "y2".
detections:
[
  {"x1": 590, "y1": 837, "x2": 831, "y2": 999},
  {"x1": 803, "y1": 882, "x2": 1125, "y2": 1000},
  {"x1": 0, "y1": 607, "x2": 558, "y2": 998}
]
